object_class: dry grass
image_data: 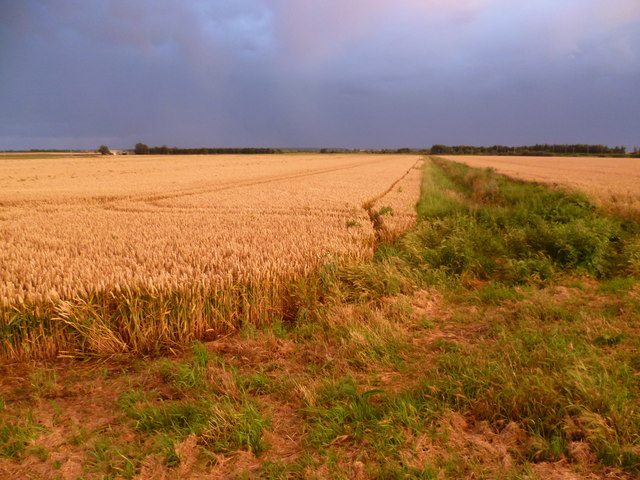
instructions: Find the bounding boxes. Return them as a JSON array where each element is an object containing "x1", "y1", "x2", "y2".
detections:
[
  {"x1": 0, "y1": 154, "x2": 422, "y2": 358},
  {"x1": 442, "y1": 155, "x2": 640, "y2": 220}
]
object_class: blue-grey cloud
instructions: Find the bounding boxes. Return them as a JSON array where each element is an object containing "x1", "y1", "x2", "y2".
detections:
[{"x1": 1, "y1": 0, "x2": 638, "y2": 149}]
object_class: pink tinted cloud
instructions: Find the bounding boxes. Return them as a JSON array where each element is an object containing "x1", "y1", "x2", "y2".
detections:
[
  {"x1": 531, "y1": 0, "x2": 640, "y2": 64},
  {"x1": 596, "y1": 0, "x2": 640, "y2": 26},
  {"x1": 269, "y1": 0, "x2": 498, "y2": 62}
]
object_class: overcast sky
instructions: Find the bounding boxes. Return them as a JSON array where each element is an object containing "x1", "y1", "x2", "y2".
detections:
[{"x1": 1, "y1": 0, "x2": 639, "y2": 150}]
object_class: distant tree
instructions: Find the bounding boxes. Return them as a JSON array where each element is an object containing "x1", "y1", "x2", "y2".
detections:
[
  {"x1": 98, "y1": 145, "x2": 111, "y2": 155},
  {"x1": 430, "y1": 144, "x2": 452, "y2": 155},
  {"x1": 134, "y1": 143, "x2": 149, "y2": 155}
]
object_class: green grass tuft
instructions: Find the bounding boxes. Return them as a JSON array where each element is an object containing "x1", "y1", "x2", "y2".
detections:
[{"x1": 0, "y1": 411, "x2": 44, "y2": 459}]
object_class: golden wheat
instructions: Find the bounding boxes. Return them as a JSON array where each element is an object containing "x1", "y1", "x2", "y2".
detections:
[
  {"x1": 442, "y1": 155, "x2": 640, "y2": 220},
  {"x1": 0, "y1": 154, "x2": 421, "y2": 305},
  {"x1": 0, "y1": 154, "x2": 422, "y2": 358}
]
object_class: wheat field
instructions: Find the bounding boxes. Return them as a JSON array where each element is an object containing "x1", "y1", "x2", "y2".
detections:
[
  {"x1": 441, "y1": 155, "x2": 640, "y2": 220},
  {"x1": 0, "y1": 153, "x2": 422, "y2": 359}
]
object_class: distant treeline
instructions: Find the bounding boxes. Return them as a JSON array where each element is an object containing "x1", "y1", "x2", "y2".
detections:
[
  {"x1": 4, "y1": 144, "x2": 638, "y2": 157},
  {"x1": 134, "y1": 143, "x2": 282, "y2": 155},
  {"x1": 132, "y1": 145, "x2": 432, "y2": 155},
  {"x1": 430, "y1": 144, "x2": 633, "y2": 157},
  {"x1": 319, "y1": 148, "x2": 431, "y2": 154}
]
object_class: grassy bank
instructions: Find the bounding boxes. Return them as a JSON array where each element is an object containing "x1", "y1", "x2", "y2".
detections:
[{"x1": 1, "y1": 157, "x2": 639, "y2": 479}]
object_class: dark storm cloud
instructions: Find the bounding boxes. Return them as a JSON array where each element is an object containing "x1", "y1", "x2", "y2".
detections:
[{"x1": 1, "y1": 0, "x2": 638, "y2": 149}]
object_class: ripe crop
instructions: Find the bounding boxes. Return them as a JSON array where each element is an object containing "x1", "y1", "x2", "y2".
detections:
[
  {"x1": 0, "y1": 153, "x2": 422, "y2": 359},
  {"x1": 441, "y1": 155, "x2": 640, "y2": 221}
]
